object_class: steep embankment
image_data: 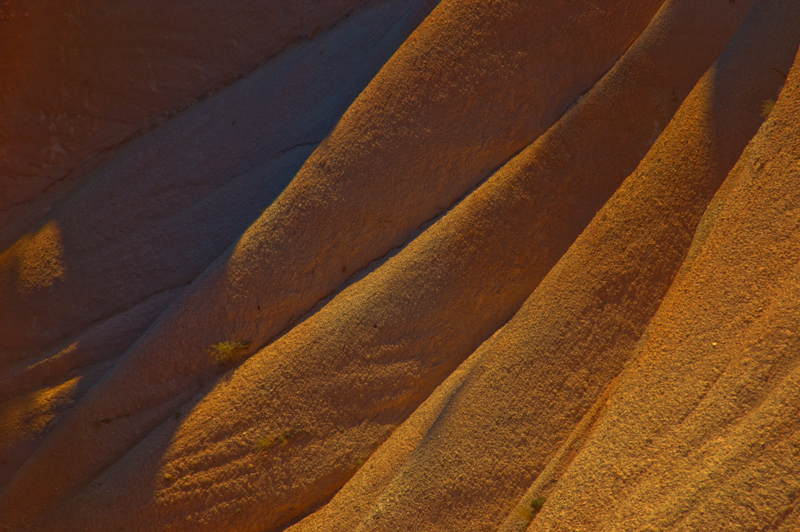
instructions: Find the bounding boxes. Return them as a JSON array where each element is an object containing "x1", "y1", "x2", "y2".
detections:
[{"x1": 0, "y1": 1, "x2": 668, "y2": 529}]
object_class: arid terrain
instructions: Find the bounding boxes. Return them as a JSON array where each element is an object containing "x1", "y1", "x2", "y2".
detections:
[{"x1": 1, "y1": 1, "x2": 799, "y2": 530}]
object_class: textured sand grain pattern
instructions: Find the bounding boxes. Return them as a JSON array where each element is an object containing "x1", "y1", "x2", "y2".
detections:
[{"x1": 1, "y1": 0, "x2": 799, "y2": 530}]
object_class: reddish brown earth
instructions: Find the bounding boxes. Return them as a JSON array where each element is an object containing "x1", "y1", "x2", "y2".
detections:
[{"x1": 1, "y1": 0, "x2": 799, "y2": 530}]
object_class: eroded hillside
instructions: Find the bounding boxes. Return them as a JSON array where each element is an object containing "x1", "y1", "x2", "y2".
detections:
[{"x1": 1, "y1": 1, "x2": 798, "y2": 531}]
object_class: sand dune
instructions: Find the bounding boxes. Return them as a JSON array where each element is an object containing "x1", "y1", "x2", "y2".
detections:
[{"x1": 1, "y1": 0, "x2": 798, "y2": 530}]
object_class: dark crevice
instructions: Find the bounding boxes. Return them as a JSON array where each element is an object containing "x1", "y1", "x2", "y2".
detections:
[{"x1": 277, "y1": 141, "x2": 322, "y2": 157}]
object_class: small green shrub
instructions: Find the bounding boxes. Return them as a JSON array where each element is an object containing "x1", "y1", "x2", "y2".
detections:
[
  {"x1": 209, "y1": 340, "x2": 250, "y2": 363},
  {"x1": 530, "y1": 496, "x2": 547, "y2": 516},
  {"x1": 514, "y1": 496, "x2": 547, "y2": 522}
]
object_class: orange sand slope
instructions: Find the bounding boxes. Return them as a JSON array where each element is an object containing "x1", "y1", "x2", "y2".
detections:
[{"x1": 1, "y1": 0, "x2": 799, "y2": 530}]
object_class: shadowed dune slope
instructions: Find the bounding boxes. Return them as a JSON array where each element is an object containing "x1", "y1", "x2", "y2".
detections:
[
  {"x1": 20, "y1": 1, "x2": 759, "y2": 531},
  {"x1": 0, "y1": 1, "x2": 670, "y2": 528},
  {"x1": 1, "y1": 0, "x2": 799, "y2": 531},
  {"x1": 0, "y1": 0, "x2": 378, "y2": 243},
  {"x1": 0, "y1": 286, "x2": 181, "y2": 489}
]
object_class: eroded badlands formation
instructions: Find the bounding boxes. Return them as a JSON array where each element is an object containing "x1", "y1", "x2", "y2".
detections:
[{"x1": 1, "y1": 0, "x2": 799, "y2": 530}]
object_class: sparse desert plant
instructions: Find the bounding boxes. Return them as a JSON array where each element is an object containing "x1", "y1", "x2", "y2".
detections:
[
  {"x1": 530, "y1": 496, "x2": 547, "y2": 516},
  {"x1": 257, "y1": 427, "x2": 308, "y2": 450},
  {"x1": 209, "y1": 340, "x2": 250, "y2": 363},
  {"x1": 515, "y1": 495, "x2": 548, "y2": 522}
]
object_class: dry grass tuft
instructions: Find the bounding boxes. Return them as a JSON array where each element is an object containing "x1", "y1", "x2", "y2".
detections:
[{"x1": 209, "y1": 340, "x2": 251, "y2": 364}]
